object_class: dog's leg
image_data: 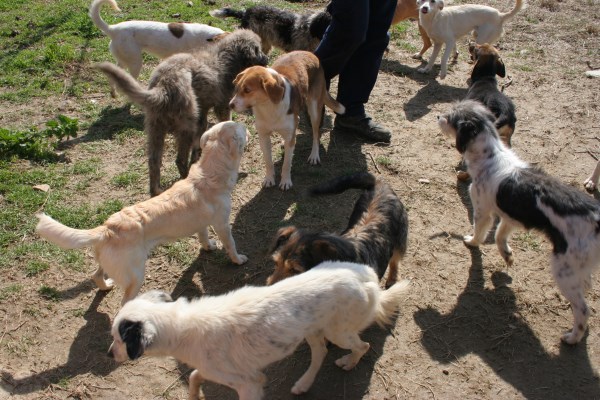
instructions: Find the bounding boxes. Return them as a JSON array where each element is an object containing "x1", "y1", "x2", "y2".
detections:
[
  {"x1": 438, "y1": 42, "x2": 456, "y2": 79},
  {"x1": 413, "y1": 23, "x2": 432, "y2": 59},
  {"x1": 306, "y1": 99, "x2": 322, "y2": 165},
  {"x1": 147, "y1": 123, "x2": 167, "y2": 196},
  {"x1": 332, "y1": 333, "x2": 370, "y2": 371},
  {"x1": 258, "y1": 131, "x2": 276, "y2": 188},
  {"x1": 279, "y1": 125, "x2": 297, "y2": 190},
  {"x1": 450, "y1": 45, "x2": 459, "y2": 63},
  {"x1": 121, "y1": 277, "x2": 143, "y2": 305},
  {"x1": 198, "y1": 226, "x2": 217, "y2": 251},
  {"x1": 494, "y1": 218, "x2": 515, "y2": 266},
  {"x1": 92, "y1": 266, "x2": 114, "y2": 291},
  {"x1": 584, "y1": 160, "x2": 600, "y2": 193},
  {"x1": 175, "y1": 129, "x2": 194, "y2": 179},
  {"x1": 418, "y1": 42, "x2": 442, "y2": 74},
  {"x1": 190, "y1": 111, "x2": 209, "y2": 165},
  {"x1": 291, "y1": 334, "x2": 327, "y2": 395},
  {"x1": 464, "y1": 209, "x2": 494, "y2": 247},
  {"x1": 212, "y1": 223, "x2": 248, "y2": 265},
  {"x1": 188, "y1": 369, "x2": 204, "y2": 400},
  {"x1": 552, "y1": 256, "x2": 589, "y2": 344},
  {"x1": 236, "y1": 378, "x2": 265, "y2": 400},
  {"x1": 214, "y1": 105, "x2": 231, "y2": 123},
  {"x1": 386, "y1": 248, "x2": 403, "y2": 285}
]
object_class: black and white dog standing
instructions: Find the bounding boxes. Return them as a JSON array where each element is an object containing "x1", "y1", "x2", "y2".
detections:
[{"x1": 438, "y1": 100, "x2": 600, "y2": 344}]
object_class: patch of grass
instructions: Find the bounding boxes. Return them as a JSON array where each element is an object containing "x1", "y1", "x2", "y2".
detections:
[
  {"x1": 514, "y1": 232, "x2": 541, "y2": 251},
  {"x1": 25, "y1": 260, "x2": 50, "y2": 277},
  {"x1": 376, "y1": 156, "x2": 392, "y2": 166},
  {"x1": 162, "y1": 241, "x2": 196, "y2": 266},
  {"x1": 111, "y1": 170, "x2": 142, "y2": 188},
  {"x1": 0, "y1": 284, "x2": 23, "y2": 301},
  {"x1": 38, "y1": 285, "x2": 61, "y2": 301}
]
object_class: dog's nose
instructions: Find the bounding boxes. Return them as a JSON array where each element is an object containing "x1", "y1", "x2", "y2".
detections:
[
  {"x1": 437, "y1": 115, "x2": 440, "y2": 120},
  {"x1": 421, "y1": 7, "x2": 429, "y2": 13},
  {"x1": 229, "y1": 101, "x2": 235, "y2": 110},
  {"x1": 107, "y1": 350, "x2": 114, "y2": 359}
]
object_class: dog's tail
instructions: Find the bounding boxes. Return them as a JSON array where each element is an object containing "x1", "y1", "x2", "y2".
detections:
[
  {"x1": 374, "y1": 279, "x2": 410, "y2": 327},
  {"x1": 323, "y1": 92, "x2": 345, "y2": 115},
  {"x1": 501, "y1": 0, "x2": 526, "y2": 22},
  {"x1": 209, "y1": 7, "x2": 246, "y2": 21},
  {"x1": 95, "y1": 62, "x2": 162, "y2": 107},
  {"x1": 89, "y1": 0, "x2": 121, "y2": 37},
  {"x1": 36, "y1": 213, "x2": 106, "y2": 249},
  {"x1": 309, "y1": 171, "x2": 376, "y2": 196}
]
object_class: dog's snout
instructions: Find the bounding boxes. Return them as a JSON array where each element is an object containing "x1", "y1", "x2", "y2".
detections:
[
  {"x1": 107, "y1": 349, "x2": 114, "y2": 359},
  {"x1": 421, "y1": 6, "x2": 429, "y2": 13},
  {"x1": 229, "y1": 100, "x2": 235, "y2": 110}
]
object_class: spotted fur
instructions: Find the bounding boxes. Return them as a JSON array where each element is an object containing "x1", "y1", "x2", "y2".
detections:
[{"x1": 438, "y1": 99, "x2": 600, "y2": 344}]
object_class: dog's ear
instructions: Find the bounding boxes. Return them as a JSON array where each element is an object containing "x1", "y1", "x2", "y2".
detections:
[
  {"x1": 208, "y1": 32, "x2": 230, "y2": 42},
  {"x1": 270, "y1": 226, "x2": 298, "y2": 253},
  {"x1": 118, "y1": 320, "x2": 153, "y2": 360},
  {"x1": 456, "y1": 120, "x2": 478, "y2": 153},
  {"x1": 495, "y1": 56, "x2": 506, "y2": 78},
  {"x1": 312, "y1": 240, "x2": 340, "y2": 259},
  {"x1": 200, "y1": 129, "x2": 214, "y2": 150},
  {"x1": 263, "y1": 75, "x2": 285, "y2": 104},
  {"x1": 233, "y1": 70, "x2": 246, "y2": 87},
  {"x1": 222, "y1": 126, "x2": 245, "y2": 157}
]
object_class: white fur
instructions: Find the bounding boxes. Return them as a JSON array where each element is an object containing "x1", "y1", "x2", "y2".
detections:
[
  {"x1": 108, "y1": 261, "x2": 409, "y2": 399},
  {"x1": 439, "y1": 101, "x2": 600, "y2": 344},
  {"x1": 417, "y1": 0, "x2": 525, "y2": 79},
  {"x1": 584, "y1": 160, "x2": 600, "y2": 192},
  {"x1": 36, "y1": 122, "x2": 249, "y2": 305},
  {"x1": 89, "y1": 0, "x2": 223, "y2": 95}
]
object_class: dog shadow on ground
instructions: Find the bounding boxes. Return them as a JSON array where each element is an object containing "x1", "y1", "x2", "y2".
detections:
[
  {"x1": 417, "y1": 177, "x2": 600, "y2": 399},
  {"x1": 0, "y1": 291, "x2": 115, "y2": 395},
  {"x1": 165, "y1": 115, "x2": 399, "y2": 398}
]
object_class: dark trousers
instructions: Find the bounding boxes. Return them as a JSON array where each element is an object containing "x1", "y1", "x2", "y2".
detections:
[{"x1": 314, "y1": 0, "x2": 396, "y2": 117}]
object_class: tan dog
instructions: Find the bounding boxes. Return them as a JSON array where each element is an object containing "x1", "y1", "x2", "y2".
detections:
[
  {"x1": 229, "y1": 51, "x2": 345, "y2": 190},
  {"x1": 392, "y1": 0, "x2": 432, "y2": 59},
  {"x1": 36, "y1": 122, "x2": 249, "y2": 305}
]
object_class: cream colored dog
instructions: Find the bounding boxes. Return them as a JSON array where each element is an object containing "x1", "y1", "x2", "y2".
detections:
[
  {"x1": 416, "y1": 0, "x2": 525, "y2": 79},
  {"x1": 108, "y1": 261, "x2": 410, "y2": 399},
  {"x1": 90, "y1": 0, "x2": 224, "y2": 96},
  {"x1": 229, "y1": 51, "x2": 345, "y2": 190},
  {"x1": 36, "y1": 121, "x2": 249, "y2": 305}
]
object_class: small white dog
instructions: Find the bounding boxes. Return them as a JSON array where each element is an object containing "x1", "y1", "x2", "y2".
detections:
[
  {"x1": 438, "y1": 100, "x2": 600, "y2": 344},
  {"x1": 108, "y1": 261, "x2": 410, "y2": 399},
  {"x1": 90, "y1": 0, "x2": 224, "y2": 96},
  {"x1": 36, "y1": 121, "x2": 249, "y2": 305},
  {"x1": 417, "y1": 0, "x2": 525, "y2": 79},
  {"x1": 584, "y1": 160, "x2": 600, "y2": 193}
]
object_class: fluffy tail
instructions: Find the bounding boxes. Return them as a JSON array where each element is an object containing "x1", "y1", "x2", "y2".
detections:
[
  {"x1": 324, "y1": 92, "x2": 345, "y2": 115},
  {"x1": 309, "y1": 171, "x2": 376, "y2": 196},
  {"x1": 209, "y1": 7, "x2": 246, "y2": 20},
  {"x1": 89, "y1": 0, "x2": 121, "y2": 37},
  {"x1": 501, "y1": 0, "x2": 526, "y2": 22},
  {"x1": 35, "y1": 213, "x2": 106, "y2": 249},
  {"x1": 95, "y1": 62, "x2": 159, "y2": 107},
  {"x1": 374, "y1": 279, "x2": 410, "y2": 327}
]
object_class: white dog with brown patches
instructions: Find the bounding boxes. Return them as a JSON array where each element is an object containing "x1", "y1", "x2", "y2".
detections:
[
  {"x1": 229, "y1": 51, "x2": 345, "y2": 190},
  {"x1": 90, "y1": 0, "x2": 224, "y2": 96},
  {"x1": 416, "y1": 0, "x2": 525, "y2": 79},
  {"x1": 36, "y1": 122, "x2": 249, "y2": 305},
  {"x1": 108, "y1": 261, "x2": 410, "y2": 399}
]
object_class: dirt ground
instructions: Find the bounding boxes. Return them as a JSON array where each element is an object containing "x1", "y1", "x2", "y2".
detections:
[{"x1": 1, "y1": 0, "x2": 600, "y2": 399}]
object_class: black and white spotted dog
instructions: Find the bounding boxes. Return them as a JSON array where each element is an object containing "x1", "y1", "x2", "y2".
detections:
[
  {"x1": 209, "y1": 5, "x2": 331, "y2": 53},
  {"x1": 438, "y1": 100, "x2": 600, "y2": 344}
]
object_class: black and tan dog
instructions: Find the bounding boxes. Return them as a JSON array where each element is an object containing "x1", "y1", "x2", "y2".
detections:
[
  {"x1": 458, "y1": 43, "x2": 517, "y2": 180},
  {"x1": 267, "y1": 172, "x2": 408, "y2": 285}
]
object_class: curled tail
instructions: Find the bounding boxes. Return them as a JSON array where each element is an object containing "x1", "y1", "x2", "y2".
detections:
[
  {"x1": 309, "y1": 172, "x2": 376, "y2": 196},
  {"x1": 324, "y1": 92, "x2": 345, "y2": 115},
  {"x1": 501, "y1": 0, "x2": 526, "y2": 22},
  {"x1": 36, "y1": 213, "x2": 106, "y2": 249},
  {"x1": 374, "y1": 279, "x2": 410, "y2": 327},
  {"x1": 209, "y1": 7, "x2": 246, "y2": 21},
  {"x1": 95, "y1": 62, "x2": 162, "y2": 107},
  {"x1": 89, "y1": 0, "x2": 121, "y2": 37}
]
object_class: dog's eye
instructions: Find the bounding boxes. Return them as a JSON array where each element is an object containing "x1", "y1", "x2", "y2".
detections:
[{"x1": 243, "y1": 87, "x2": 251, "y2": 94}]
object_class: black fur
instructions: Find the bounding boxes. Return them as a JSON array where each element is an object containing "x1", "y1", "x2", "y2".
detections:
[
  {"x1": 118, "y1": 320, "x2": 146, "y2": 360},
  {"x1": 442, "y1": 100, "x2": 497, "y2": 153},
  {"x1": 497, "y1": 168, "x2": 600, "y2": 253}
]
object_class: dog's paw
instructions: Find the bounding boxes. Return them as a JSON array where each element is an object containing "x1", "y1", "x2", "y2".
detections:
[
  {"x1": 500, "y1": 248, "x2": 514, "y2": 267},
  {"x1": 561, "y1": 329, "x2": 584, "y2": 345},
  {"x1": 417, "y1": 67, "x2": 430, "y2": 74},
  {"x1": 291, "y1": 378, "x2": 312, "y2": 395},
  {"x1": 411, "y1": 52, "x2": 424, "y2": 60},
  {"x1": 96, "y1": 278, "x2": 115, "y2": 291},
  {"x1": 439, "y1": 72, "x2": 447, "y2": 80},
  {"x1": 232, "y1": 254, "x2": 248, "y2": 265},
  {"x1": 307, "y1": 153, "x2": 320, "y2": 165},
  {"x1": 335, "y1": 354, "x2": 359, "y2": 371},
  {"x1": 202, "y1": 239, "x2": 217, "y2": 251},
  {"x1": 584, "y1": 178, "x2": 597, "y2": 193},
  {"x1": 279, "y1": 178, "x2": 293, "y2": 190},
  {"x1": 463, "y1": 235, "x2": 480, "y2": 247},
  {"x1": 262, "y1": 176, "x2": 276, "y2": 188},
  {"x1": 456, "y1": 170, "x2": 470, "y2": 181}
]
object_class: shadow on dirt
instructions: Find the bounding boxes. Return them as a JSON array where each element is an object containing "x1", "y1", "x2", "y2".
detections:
[{"x1": 0, "y1": 291, "x2": 115, "y2": 395}]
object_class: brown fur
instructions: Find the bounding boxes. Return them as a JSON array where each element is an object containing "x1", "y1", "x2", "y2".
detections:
[
  {"x1": 392, "y1": 0, "x2": 432, "y2": 59},
  {"x1": 96, "y1": 30, "x2": 268, "y2": 196},
  {"x1": 168, "y1": 22, "x2": 185, "y2": 38},
  {"x1": 229, "y1": 51, "x2": 345, "y2": 190}
]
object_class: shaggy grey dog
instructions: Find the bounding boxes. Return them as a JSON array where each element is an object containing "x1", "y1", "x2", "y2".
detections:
[
  {"x1": 209, "y1": 5, "x2": 331, "y2": 53},
  {"x1": 97, "y1": 30, "x2": 268, "y2": 196}
]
